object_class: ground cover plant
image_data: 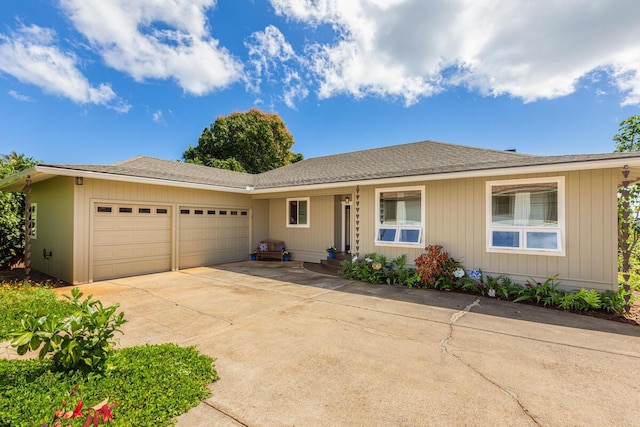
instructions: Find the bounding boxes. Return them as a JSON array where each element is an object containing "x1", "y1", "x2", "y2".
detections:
[
  {"x1": 340, "y1": 246, "x2": 635, "y2": 318},
  {"x1": 0, "y1": 282, "x2": 218, "y2": 426},
  {"x1": 0, "y1": 281, "x2": 75, "y2": 341},
  {"x1": 0, "y1": 344, "x2": 217, "y2": 426}
]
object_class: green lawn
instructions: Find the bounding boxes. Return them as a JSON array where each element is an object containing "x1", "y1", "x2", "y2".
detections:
[{"x1": 0, "y1": 283, "x2": 218, "y2": 426}]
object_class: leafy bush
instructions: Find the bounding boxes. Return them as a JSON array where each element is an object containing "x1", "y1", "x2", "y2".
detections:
[
  {"x1": 10, "y1": 287, "x2": 126, "y2": 373},
  {"x1": 340, "y1": 253, "x2": 421, "y2": 287},
  {"x1": 513, "y1": 278, "x2": 566, "y2": 307},
  {"x1": 600, "y1": 287, "x2": 632, "y2": 313},
  {"x1": 0, "y1": 152, "x2": 40, "y2": 269},
  {"x1": 559, "y1": 288, "x2": 602, "y2": 311},
  {"x1": 0, "y1": 282, "x2": 74, "y2": 340},
  {"x1": 414, "y1": 245, "x2": 462, "y2": 286},
  {"x1": 0, "y1": 344, "x2": 218, "y2": 426}
]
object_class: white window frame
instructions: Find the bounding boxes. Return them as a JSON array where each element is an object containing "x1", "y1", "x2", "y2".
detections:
[
  {"x1": 375, "y1": 186, "x2": 425, "y2": 248},
  {"x1": 28, "y1": 203, "x2": 37, "y2": 239},
  {"x1": 286, "y1": 197, "x2": 310, "y2": 228},
  {"x1": 486, "y1": 177, "x2": 565, "y2": 256}
]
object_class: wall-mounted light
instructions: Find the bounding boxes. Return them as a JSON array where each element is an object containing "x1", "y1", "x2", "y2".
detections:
[
  {"x1": 75, "y1": 177, "x2": 84, "y2": 185},
  {"x1": 345, "y1": 196, "x2": 350, "y2": 204}
]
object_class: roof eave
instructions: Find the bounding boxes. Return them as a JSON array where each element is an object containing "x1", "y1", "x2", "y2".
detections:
[{"x1": 3, "y1": 166, "x2": 253, "y2": 194}]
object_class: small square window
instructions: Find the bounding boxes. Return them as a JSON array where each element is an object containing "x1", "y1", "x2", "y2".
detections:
[
  {"x1": 119, "y1": 207, "x2": 133, "y2": 213},
  {"x1": 194, "y1": 210, "x2": 203, "y2": 215},
  {"x1": 287, "y1": 198, "x2": 310, "y2": 227},
  {"x1": 138, "y1": 208, "x2": 151, "y2": 214},
  {"x1": 241, "y1": 211, "x2": 248, "y2": 216},
  {"x1": 219, "y1": 210, "x2": 227, "y2": 215},
  {"x1": 231, "y1": 211, "x2": 238, "y2": 216},
  {"x1": 180, "y1": 209, "x2": 190, "y2": 214},
  {"x1": 156, "y1": 208, "x2": 168, "y2": 214},
  {"x1": 207, "y1": 210, "x2": 216, "y2": 215},
  {"x1": 97, "y1": 206, "x2": 112, "y2": 213}
]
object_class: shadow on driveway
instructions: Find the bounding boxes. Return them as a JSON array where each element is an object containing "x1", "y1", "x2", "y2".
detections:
[{"x1": 215, "y1": 261, "x2": 640, "y2": 337}]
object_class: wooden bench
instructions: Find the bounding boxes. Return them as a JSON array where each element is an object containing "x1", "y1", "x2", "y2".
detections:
[{"x1": 255, "y1": 239, "x2": 285, "y2": 261}]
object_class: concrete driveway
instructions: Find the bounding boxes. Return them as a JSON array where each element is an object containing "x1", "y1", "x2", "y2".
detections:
[{"x1": 56, "y1": 262, "x2": 640, "y2": 426}]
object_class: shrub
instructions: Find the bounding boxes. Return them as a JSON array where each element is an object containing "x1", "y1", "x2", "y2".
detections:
[
  {"x1": 559, "y1": 288, "x2": 602, "y2": 311},
  {"x1": 10, "y1": 287, "x2": 126, "y2": 373},
  {"x1": 600, "y1": 286, "x2": 634, "y2": 313},
  {"x1": 340, "y1": 253, "x2": 420, "y2": 287},
  {"x1": 513, "y1": 277, "x2": 566, "y2": 307},
  {"x1": 414, "y1": 245, "x2": 462, "y2": 286}
]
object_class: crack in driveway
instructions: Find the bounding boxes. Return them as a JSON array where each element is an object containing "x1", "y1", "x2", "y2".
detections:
[{"x1": 440, "y1": 298, "x2": 541, "y2": 426}]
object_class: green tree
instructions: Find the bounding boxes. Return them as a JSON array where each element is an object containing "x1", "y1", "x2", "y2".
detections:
[
  {"x1": 183, "y1": 108, "x2": 303, "y2": 173},
  {"x1": 613, "y1": 116, "x2": 640, "y2": 274},
  {"x1": 0, "y1": 152, "x2": 39, "y2": 269}
]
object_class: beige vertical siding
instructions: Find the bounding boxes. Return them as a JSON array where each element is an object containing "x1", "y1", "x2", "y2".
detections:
[
  {"x1": 355, "y1": 169, "x2": 619, "y2": 291},
  {"x1": 73, "y1": 178, "x2": 252, "y2": 283},
  {"x1": 30, "y1": 177, "x2": 75, "y2": 283},
  {"x1": 267, "y1": 194, "x2": 336, "y2": 262},
  {"x1": 252, "y1": 199, "x2": 270, "y2": 247}
]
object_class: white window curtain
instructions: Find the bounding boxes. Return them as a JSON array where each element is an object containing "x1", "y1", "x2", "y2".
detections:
[
  {"x1": 514, "y1": 192, "x2": 530, "y2": 226},
  {"x1": 397, "y1": 201, "x2": 407, "y2": 224}
]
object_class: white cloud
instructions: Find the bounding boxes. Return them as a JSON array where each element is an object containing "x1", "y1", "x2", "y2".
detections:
[
  {"x1": 8, "y1": 90, "x2": 32, "y2": 102},
  {"x1": 60, "y1": 0, "x2": 243, "y2": 95},
  {"x1": 269, "y1": 0, "x2": 640, "y2": 106},
  {"x1": 0, "y1": 24, "x2": 130, "y2": 111},
  {"x1": 152, "y1": 110, "x2": 163, "y2": 123},
  {"x1": 245, "y1": 25, "x2": 308, "y2": 108}
]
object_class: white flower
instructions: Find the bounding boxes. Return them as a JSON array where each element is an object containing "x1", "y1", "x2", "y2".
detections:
[
  {"x1": 352, "y1": 255, "x2": 359, "y2": 262},
  {"x1": 488, "y1": 289, "x2": 496, "y2": 298},
  {"x1": 453, "y1": 268, "x2": 465, "y2": 278},
  {"x1": 365, "y1": 257, "x2": 373, "y2": 263}
]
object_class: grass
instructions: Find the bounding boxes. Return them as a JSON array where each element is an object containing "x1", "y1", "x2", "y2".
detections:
[
  {"x1": 0, "y1": 344, "x2": 217, "y2": 426},
  {"x1": 0, "y1": 283, "x2": 219, "y2": 426},
  {"x1": 0, "y1": 281, "x2": 75, "y2": 340}
]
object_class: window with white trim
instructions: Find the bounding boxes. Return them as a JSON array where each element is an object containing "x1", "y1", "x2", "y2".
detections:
[
  {"x1": 28, "y1": 203, "x2": 37, "y2": 239},
  {"x1": 287, "y1": 197, "x2": 310, "y2": 227},
  {"x1": 486, "y1": 177, "x2": 565, "y2": 255},
  {"x1": 375, "y1": 186, "x2": 424, "y2": 246}
]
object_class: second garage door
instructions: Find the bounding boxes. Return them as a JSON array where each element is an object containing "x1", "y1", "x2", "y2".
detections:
[{"x1": 178, "y1": 207, "x2": 250, "y2": 269}]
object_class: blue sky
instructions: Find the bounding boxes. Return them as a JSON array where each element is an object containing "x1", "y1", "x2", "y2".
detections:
[{"x1": 1, "y1": 0, "x2": 639, "y2": 165}]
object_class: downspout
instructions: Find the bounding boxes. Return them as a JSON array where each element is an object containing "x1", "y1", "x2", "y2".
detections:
[{"x1": 24, "y1": 176, "x2": 32, "y2": 281}]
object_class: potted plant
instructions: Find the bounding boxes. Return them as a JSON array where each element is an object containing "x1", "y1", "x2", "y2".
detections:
[
  {"x1": 326, "y1": 245, "x2": 336, "y2": 259},
  {"x1": 282, "y1": 250, "x2": 291, "y2": 261},
  {"x1": 249, "y1": 250, "x2": 257, "y2": 261}
]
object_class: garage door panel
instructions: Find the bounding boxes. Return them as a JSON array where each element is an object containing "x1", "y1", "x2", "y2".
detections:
[
  {"x1": 178, "y1": 207, "x2": 249, "y2": 269},
  {"x1": 93, "y1": 205, "x2": 171, "y2": 281}
]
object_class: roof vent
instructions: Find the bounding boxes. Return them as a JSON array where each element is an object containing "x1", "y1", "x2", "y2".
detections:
[{"x1": 505, "y1": 149, "x2": 516, "y2": 152}]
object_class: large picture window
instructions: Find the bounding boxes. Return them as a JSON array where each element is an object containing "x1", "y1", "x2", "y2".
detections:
[
  {"x1": 287, "y1": 197, "x2": 310, "y2": 228},
  {"x1": 375, "y1": 186, "x2": 424, "y2": 246},
  {"x1": 486, "y1": 177, "x2": 565, "y2": 255}
]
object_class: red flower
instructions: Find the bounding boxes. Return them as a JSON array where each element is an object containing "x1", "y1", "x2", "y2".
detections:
[{"x1": 63, "y1": 400, "x2": 84, "y2": 419}]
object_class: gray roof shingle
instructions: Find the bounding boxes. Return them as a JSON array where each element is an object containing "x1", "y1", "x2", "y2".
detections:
[{"x1": 38, "y1": 140, "x2": 640, "y2": 190}]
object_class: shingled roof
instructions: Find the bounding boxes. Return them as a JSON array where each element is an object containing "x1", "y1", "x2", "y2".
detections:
[
  {"x1": 44, "y1": 156, "x2": 254, "y2": 189},
  {"x1": 3, "y1": 140, "x2": 640, "y2": 192}
]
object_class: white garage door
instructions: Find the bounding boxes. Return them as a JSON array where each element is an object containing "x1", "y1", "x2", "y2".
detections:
[
  {"x1": 93, "y1": 204, "x2": 172, "y2": 281},
  {"x1": 178, "y1": 207, "x2": 250, "y2": 269}
]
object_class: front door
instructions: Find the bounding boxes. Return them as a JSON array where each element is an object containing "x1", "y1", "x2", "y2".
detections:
[{"x1": 341, "y1": 202, "x2": 352, "y2": 252}]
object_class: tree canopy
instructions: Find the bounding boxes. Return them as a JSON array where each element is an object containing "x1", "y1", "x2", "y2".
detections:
[
  {"x1": 182, "y1": 108, "x2": 303, "y2": 174},
  {"x1": 614, "y1": 115, "x2": 640, "y2": 276},
  {"x1": 0, "y1": 152, "x2": 39, "y2": 269}
]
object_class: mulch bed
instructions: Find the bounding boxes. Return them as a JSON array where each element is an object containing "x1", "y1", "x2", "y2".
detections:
[{"x1": 2, "y1": 267, "x2": 639, "y2": 326}]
